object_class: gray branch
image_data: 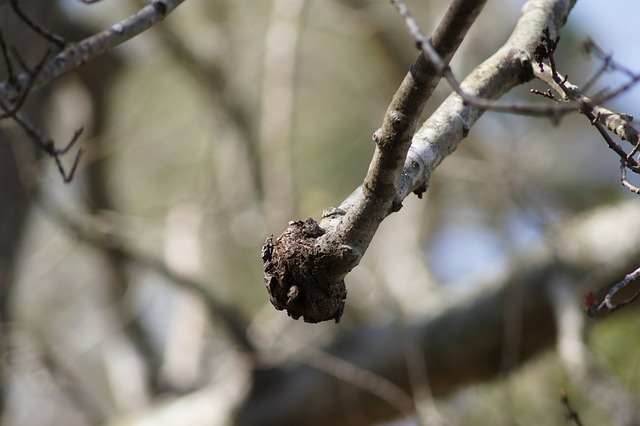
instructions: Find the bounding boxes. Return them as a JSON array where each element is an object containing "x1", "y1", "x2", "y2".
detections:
[
  {"x1": 263, "y1": 0, "x2": 577, "y2": 323},
  {"x1": 343, "y1": 0, "x2": 576, "y2": 216},
  {"x1": 0, "y1": 0, "x2": 186, "y2": 104},
  {"x1": 263, "y1": 0, "x2": 488, "y2": 323}
]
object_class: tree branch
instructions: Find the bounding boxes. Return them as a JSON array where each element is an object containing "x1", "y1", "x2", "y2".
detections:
[
  {"x1": 0, "y1": 0, "x2": 186, "y2": 104},
  {"x1": 262, "y1": 0, "x2": 488, "y2": 323},
  {"x1": 39, "y1": 201, "x2": 255, "y2": 355},
  {"x1": 262, "y1": 0, "x2": 576, "y2": 323},
  {"x1": 533, "y1": 59, "x2": 640, "y2": 195}
]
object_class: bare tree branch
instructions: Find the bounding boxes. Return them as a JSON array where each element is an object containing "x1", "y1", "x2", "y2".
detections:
[
  {"x1": 9, "y1": 0, "x2": 66, "y2": 48},
  {"x1": 533, "y1": 55, "x2": 640, "y2": 196},
  {"x1": 262, "y1": 0, "x2": 578, "y2": 324},
  {"x1": 263, "y1": 0, "x2": 490, "y2": 324},
  {"x1": 533, "y1": 59, "x2": 638, "y2": 152},
  {"x1": 0, "y1": 0, "x2": 186, "y2": 104},
  {"x1": 38, "y1": 200, "x2": 256, "y2": 355},
  {"x1": 587, "y1": 265, "x2": 640, "y2": 316}
]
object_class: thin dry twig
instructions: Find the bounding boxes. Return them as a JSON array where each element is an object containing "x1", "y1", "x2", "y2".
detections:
[
  {"x1": 38, "y1": 199, "x2": 256, "y2": 354},
  {"x1": 586, "y1": 265, "x2": 640, "y2": 317},
  {"x1": 295, "y1": 346, "x2": 419, "y2": 423},
  {"x1": 0, "y1": 0, "x2": 186, "y2": 182},
  {"x1": 529, "y1": 30, "x2": 640, "y2": 315},
  {"x1": 0, "y1": 0, "x2": 186, "y2": 104},
  {"x1": 532, "y1": 29, "x2": 640, "y2": 195},
  {"x1": 0, "y1": 39, "x2": 50, "y2": 119},
  {"x1": 581, "y1": 48, "x2": 611, "y2": 93},
  {"x1": 394, "y1": 4, "x2": 640, "y2": 120},
  {"x1": 0, "y1": 42, "x2": 83, "y2": 182},
  {"x1": 9, "y1": 0, "x2": 66, "y2": 48}
]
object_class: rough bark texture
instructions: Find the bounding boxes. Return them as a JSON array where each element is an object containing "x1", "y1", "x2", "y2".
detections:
[{"x1": 262, "y1": 219, "x2": 348, "y2": 323}]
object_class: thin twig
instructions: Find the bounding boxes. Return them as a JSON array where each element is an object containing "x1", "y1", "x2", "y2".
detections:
[
  {"x1": 6, "y1": 106, "x2": 84, "y2": 182},
  {"x1": 582, "y1": 53, "x2": 611, "y2": 93},
  {"x1": 0, "y1": 41, "x2": 82, "y2": 182},
  {"x1": 584, "y1": 38, "x2": 638, "y2": 79},
  {"x1": 0, "y1": 47, "x2": 52, "y2": 119},
  {"x1": 620, "y1": 162, "x2": 640, "y2": 194},
  {"x1": 587, "y1": 265, "x2": 640, "y2": 317},
  {"x1": 530, "y1": 88, "x2": 559, "y2": 101},
  {"x1": 0, "y1": 0, "x2": 186, "y2": 104},
  {"x1": 9, "y1": 0, "x2": 66, "y2": 48},
  {"x1": 392, "y1": 5, "x2": 640, "y2": 120},
  {"x1": 296, "y1": 345, "x2": 418, "y2": 421},
  {"x1": 38, "y1": 199, "x2": 256, "y2": 354},
  {"x1": 532, "y1": 36, "x2": 640, "y2": 195},
  {"x1": 0, "y1": 31, "x2": 15, "y2": 85}
]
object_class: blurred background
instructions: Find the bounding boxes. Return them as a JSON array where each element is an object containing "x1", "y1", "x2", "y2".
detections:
[{"x1": 1, "y1": 0, "x2": 640, "y2": 425}]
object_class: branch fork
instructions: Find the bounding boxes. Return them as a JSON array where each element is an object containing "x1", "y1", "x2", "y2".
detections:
[{"x1": 261, "y1": 0, "x2": 580, "y2": 323}]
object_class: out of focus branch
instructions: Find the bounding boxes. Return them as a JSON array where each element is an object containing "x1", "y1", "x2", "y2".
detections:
[
  {"x1": 551, "y1": 278, "x2": 640, "y2": 425},
  {"x1": 150, "y1": 21, "x2": 264, "y2": 202},
  {"x1": 39, "y1": 338, "x2": 107, "y2": 425},
  {"x1": 39, "y1": 201, "x2": 255, "y2": 355},
  {"x1": 560, "y1": 390, "x2": 584, "y2": 426},
  {"x1": 586, "y1": 266, "x2": 640, "y2": 317},
  {"x1": 0, "y1": 0, "x2": 186, "y2": 104}
]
